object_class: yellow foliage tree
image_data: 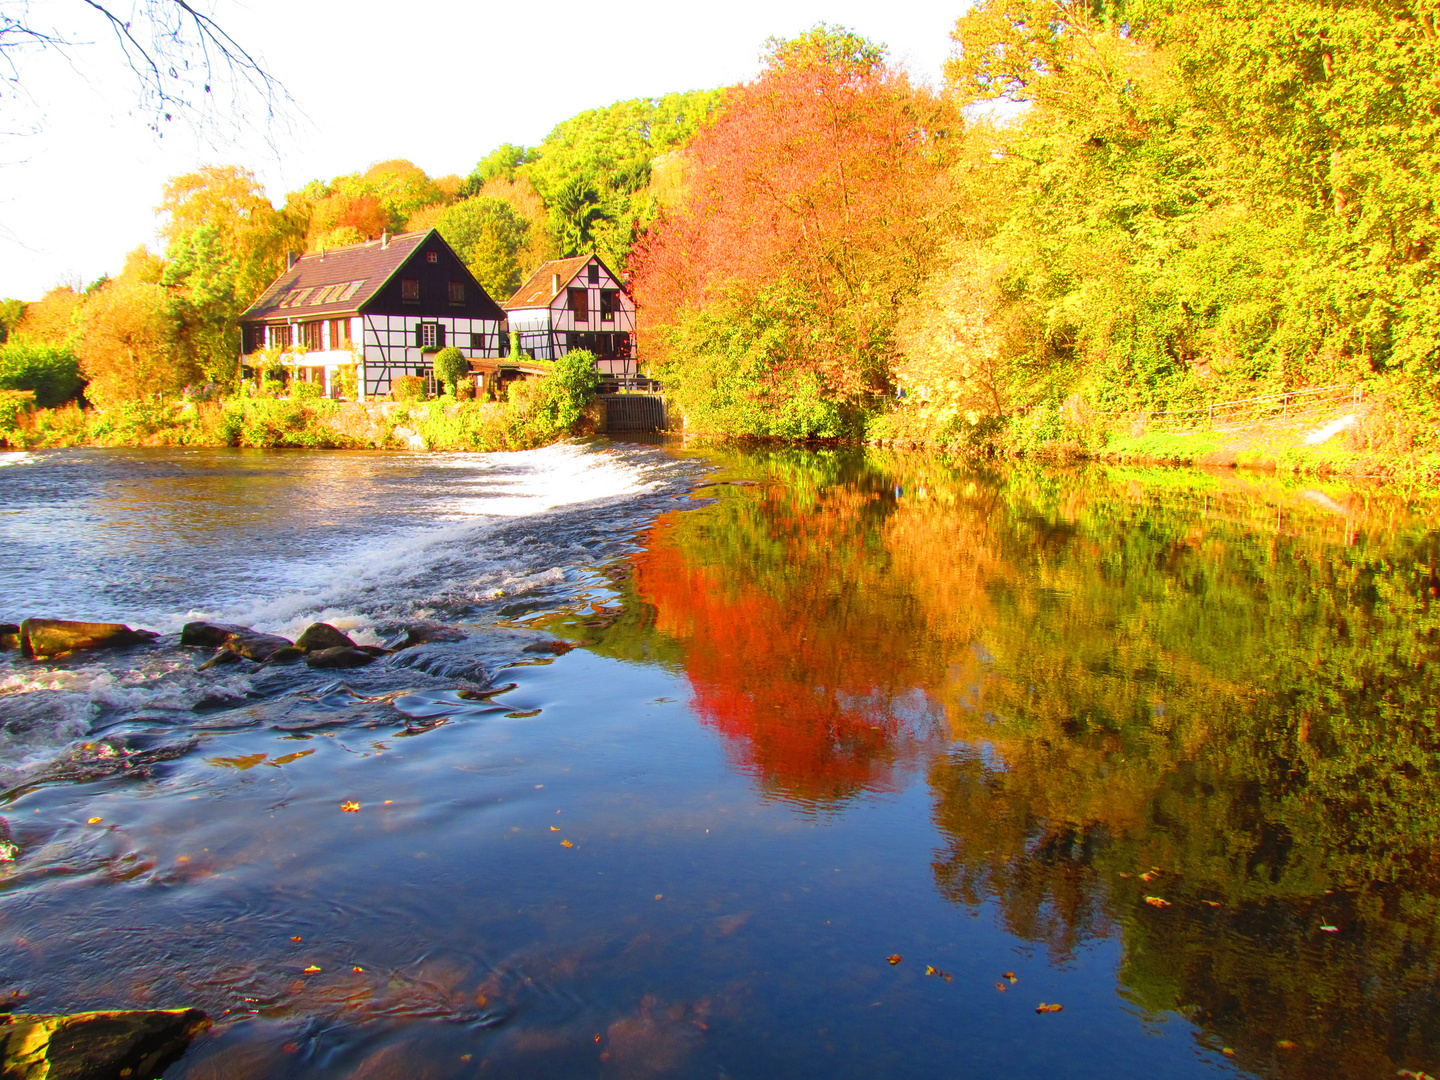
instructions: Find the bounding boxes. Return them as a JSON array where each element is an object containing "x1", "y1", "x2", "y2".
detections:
[
  {"x1": 158, "y1": 165, "x2": 301, "y2": 306},
  {"x1": 79, "y1": 249, "x2": 197, "y2": 406},
  {"x1": 476, "y1": 175, "x2": 556, "y2": 276},
  {"x1": 15, "y1": 287, "x2": 84, "y2": 345}
]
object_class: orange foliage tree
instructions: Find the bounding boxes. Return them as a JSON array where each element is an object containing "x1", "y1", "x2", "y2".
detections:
[{"x1": 630, "y1": 26, "x2": 956, "y2": 436}]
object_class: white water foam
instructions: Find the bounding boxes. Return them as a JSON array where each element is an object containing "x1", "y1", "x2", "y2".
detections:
[
  {"x1": 0, "y1": 452, "x2": 32, "y2": 468},
  {"x1": 137, "y1": 442, "x2": 660, "y2": 640}
]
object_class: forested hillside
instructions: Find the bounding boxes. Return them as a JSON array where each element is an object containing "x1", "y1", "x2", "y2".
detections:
[{"x1": 4, "y1": 5, "x2": 1438, "y2": 461}]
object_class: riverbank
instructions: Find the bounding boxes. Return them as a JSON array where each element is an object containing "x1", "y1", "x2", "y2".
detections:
[
  {"x1": 0, "y1": 383, "x2": 604, "y2": 453},
  {"x1": 862, "y1": 390, "x2": 1440, "y2": 485}
]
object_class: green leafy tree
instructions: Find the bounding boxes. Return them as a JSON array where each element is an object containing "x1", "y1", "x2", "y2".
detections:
[
  {"x1": 0, "y1": 300, "x2": 27, "y2": 345},
  {"x1": 467, "y1": 143, "x2": 530, "y2": 190},
  {"x1": 436, "y1": 197, "x2": 531, "y2": 300},
  {"x1": 0, "y1": 341, "x2": 84, "y2": 407}
]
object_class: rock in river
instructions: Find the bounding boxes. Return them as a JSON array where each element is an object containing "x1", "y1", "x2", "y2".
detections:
[
  {"x1": 0, "y1": 624, "x2": 19, "y2": 651},
  {"x1": 221, "y1": 631, "x2": 294, "y2": 663},
  {"x1": 305, "y1": 646, "x2": 380, "y2": 669},
  {"x1": 384, "y1": 622, "x2": 468, "y2": 651},
  {"x1": 0, "y1": 1007, "x2": 209, "y2": 1080},
  {"x1": 19, "y1": 619, "x2": 158, "y2": 659},
  {"x1": 295, "y1": 622, "x2": 356, "y2": 652},
  {"x1": 179, "y1": 621, "x2": 252, "y2": 648}
]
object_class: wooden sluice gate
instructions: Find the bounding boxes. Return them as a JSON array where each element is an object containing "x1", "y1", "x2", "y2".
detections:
[{"x1": 599, "y1": 393, "x2": 667, "y2": 433}]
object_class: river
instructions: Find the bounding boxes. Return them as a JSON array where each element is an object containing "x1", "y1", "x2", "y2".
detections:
[{"x1": 0, "y1": 442, "x2": 1436, "y2": 1079}]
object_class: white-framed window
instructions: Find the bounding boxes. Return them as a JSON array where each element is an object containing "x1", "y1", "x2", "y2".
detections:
[{"x1": 420, "y1": 322, "x2": 439, "y2": 348}]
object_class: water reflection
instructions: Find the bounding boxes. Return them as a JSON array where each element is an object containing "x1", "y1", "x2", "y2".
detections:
[{"x1": 584, "y1": 449, "x2": 1440, "y2": 1078}]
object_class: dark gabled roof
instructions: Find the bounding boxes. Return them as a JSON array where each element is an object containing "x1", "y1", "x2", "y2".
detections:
[
  {"x1": 503, "y1": 255, "x2": 600, "y2": 310},
  {"x1": 240, "y1": 230, "x2": 432, "y2": 322}
]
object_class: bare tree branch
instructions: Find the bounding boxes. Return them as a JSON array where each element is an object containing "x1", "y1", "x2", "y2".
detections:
[{"x1": 0, "y1": 0, "x2": 290, "y2": 142}]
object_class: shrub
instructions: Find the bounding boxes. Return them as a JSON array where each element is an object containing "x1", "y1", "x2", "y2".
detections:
[
  {"x1": 392, "y1": 375, "x2": 426, "y2": 402},
  {"x1": 432, "y1": 346, "x2": 470, "y2": 397},
  {"x1": 0, "y1": 341, "x2": 84, "y2": 407},
  {"x1": 536, "y1": 349, "x2": 601, "y2": 431},
  {"x1": 292, "y1": 381, "x2": 322, "y2": 400},
  {"x1": 218, "y1": 404, "x2": 244, "y2": 445},
  {"x1": 333, "y1": 364, "x2": 358, "y2": 400},
  {"x1": 0, "y1": 389, "x2": 36, "y2": 433}
]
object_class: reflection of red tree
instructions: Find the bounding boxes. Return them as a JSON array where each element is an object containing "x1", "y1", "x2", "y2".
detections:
[{"x1": 633, "y1": 511, "x2": 934, "y2": 807}]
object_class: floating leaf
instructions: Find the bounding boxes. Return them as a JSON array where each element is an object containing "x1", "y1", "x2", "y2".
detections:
[
  {"x1": 303, "y1": 965, "x2": 321, "y2": 974},
  {"x1": 1203, "y1": 900, "x2": 1222, "y2": 908},
  {"x1": 561, "y1": 840, "x2": 573, "y2": 848},
  {"x1": 924, "y1": 965, "x2": 952, "y2": 981},
  {"x1": 1036, "y1": 1003, "x2": 1064, "y2": 1013},
  {"x1": 290, "y1": 936, "x2": 302, "y2": 943},
  {"x1": 886, "y1": 955, "x2": 902, "y2": 966},
  {"x1": 1320, "y1": 924, "x2": 1339, "y2": 932},
  {"x1": 208, "y1": 753, "x2": 267, "y2": 770},
  {"x1": 994, "y1": 982, "x2": 1007, "y2": 992},
  {"x1": 269, "y1": 750, "x2": 316, "y2": 767},
  {"x1": 550, "y1": 826, "x2": 560, "y2": 831},
  {"x1": 1140, "y1": 872, "x2": 1157, "y2": 882},
  {"x1": 1003, "y1": 972, "x2": 1018, "y2": 983},
  {"x1": 86, "y1": 817, "x2": 103, "y2": 825},
  {"x1": 352, "y1": 966, "x2": 364, "y2": 973},
  {"x1": 341, "y1": 801, "x2": 360, "y2": 813},
  {"x1": 1222, "y1": 1048, "x2": 1236, "y2": 1057},
  {"x1": 1276, "y1": 1040, "x2": 1296, "y2": 1050},
  {"x1": 1144, "y1": 896, "x2": 1170, "y2": 907}
]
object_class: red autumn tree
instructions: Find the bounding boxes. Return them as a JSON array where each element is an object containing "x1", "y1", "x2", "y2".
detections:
[{"x1": 630, "y1": 26, "x2": 956, "y2": 436}]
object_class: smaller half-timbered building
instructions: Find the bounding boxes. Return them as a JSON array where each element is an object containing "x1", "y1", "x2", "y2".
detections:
[
  {"x1": 238, "y1": 229, "x2": 506, "y2": 399},
  {"x1": 502, "y1": 255, "x2": 636, "y2": 377}
]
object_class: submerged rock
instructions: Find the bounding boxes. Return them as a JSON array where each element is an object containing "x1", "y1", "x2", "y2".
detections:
[
  {"x1": 305, "y1": 646, "x2": 379, "y2": 669},
  {"x1": 31, "y1": 737, "x2": 196, "y2": 787},
  {"x1": 196, "y1": 650, "x2": 245, "y2": 672},
  {"x1": 384, "y1": 622, "x2": 468, "y2": 651},
  {"x1": 0, "y1": 1007, "x2": 208, "y2": 1080},
  {"x1": 295, "y1": 622, "x2": 356, "y2": 652},
  {"x1": 263, "y1": 646, "x2": 307, "y2": 665},
  {"x1": 221, "y1": 632, "x2": 293, "y2": 663},
  {"x1": 179, "y1": 621, "x2": 252, "y2": 648},
  {"x1": 19, "y1": 619, "x2": 158, "y2": 659},
  {"x1": 522, "y1": 639, "x2": 576, "y2": 656}
]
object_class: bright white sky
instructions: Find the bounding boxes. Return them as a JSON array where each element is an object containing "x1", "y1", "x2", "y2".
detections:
[{"x1": 0, "y1": 0, "x2": 961, "y2": 299}]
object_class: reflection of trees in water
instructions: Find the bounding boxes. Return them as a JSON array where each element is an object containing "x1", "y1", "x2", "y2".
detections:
[
  {"x1": 610, "y1": 448, "x2": 1440, "y2": 1078},
  {"x1": 628, "y1": 453, "x2": 946, "y2": 807},
  {"x1": 913, "y1": 466, "x2": 1440, "y2": 1079}
]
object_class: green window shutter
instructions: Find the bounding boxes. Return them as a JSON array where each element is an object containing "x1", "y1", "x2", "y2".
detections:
[
  {"x1": 415, "y1": 323, "x2": 423, "y2": 348},
  {"x1": 437, "y1": 324, "x2": 446, "y2": 348}
]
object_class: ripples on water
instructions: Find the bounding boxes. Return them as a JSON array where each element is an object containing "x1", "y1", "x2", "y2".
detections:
[{"x1": 0, "y1": 443, "x2": 1437, "y2": 1080}]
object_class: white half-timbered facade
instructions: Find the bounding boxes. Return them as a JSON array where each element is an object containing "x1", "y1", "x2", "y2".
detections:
[
  {"x1": 503, "y1": 255, "x2": 636, "y2": 377},
  {"x1": 238, "y1": 229, "x2": 507, "y2": 399}
]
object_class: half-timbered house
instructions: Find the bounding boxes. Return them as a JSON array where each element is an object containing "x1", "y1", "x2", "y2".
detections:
[
  {"x1": 502, "y1": 255, "x2": 636, "y2": 377},
  {"x1": 238, "y1": 229, "x2": 506, "y2": 399}
]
